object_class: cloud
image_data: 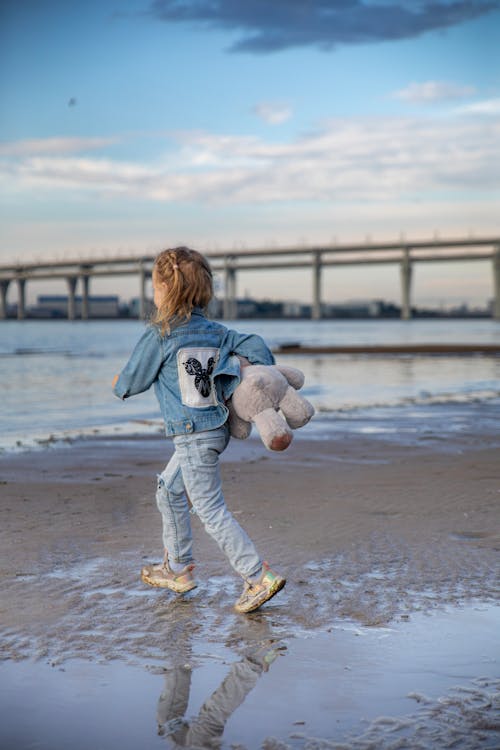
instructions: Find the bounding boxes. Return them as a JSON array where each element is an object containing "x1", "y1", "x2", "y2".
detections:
[
  {"x1": 455, "y1": 97, "x2": 500, "y2": 115},
  {"x1": 2, "y1": 115, "x2": 499, "y2": 207},
  {"x1": 392, "y1": 81, "x2": 476, "y2": 103},
  {"x1": 0, "y1": 136, "x2": 119, "y2": 157},
  {"x1": 148, "y1": 0, "x2": 498, "y2": 53},
  {"x1": 253, "y1": 102, "x2": 293, "y2": 125}
]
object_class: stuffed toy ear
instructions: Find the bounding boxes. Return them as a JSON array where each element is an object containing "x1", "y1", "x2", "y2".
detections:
[{"x1": 275, "y1": 365, "x2": 305, "y2": 390}]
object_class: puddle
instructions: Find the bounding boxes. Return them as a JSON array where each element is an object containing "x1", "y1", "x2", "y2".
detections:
[
  {"x1": 451, "y1": 530, "x2": 494, "y2": 541},
  {"x1": 222, "y1": 604, "x2": 499, "y2": 748},
  {"x1": 1, "y1": 604, "x2": 499, "y2": 749},
  {"x1": 44, "y1": 557, "x2": 110, "y2": 580}
]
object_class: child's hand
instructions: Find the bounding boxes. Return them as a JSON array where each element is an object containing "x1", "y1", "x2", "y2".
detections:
[{"x1": 112, "y1": 374, "x2": 119, "y2": 389}]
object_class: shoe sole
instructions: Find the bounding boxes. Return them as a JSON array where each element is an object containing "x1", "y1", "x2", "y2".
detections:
[
  {"x1": 140, "y1": 570, "x2": 197, "y2": 593},
  {"x1": 235, "y1": 577, "x2": 286, "y2": 614}
]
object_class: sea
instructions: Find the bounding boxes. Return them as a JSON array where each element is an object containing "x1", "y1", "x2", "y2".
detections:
[{"x1": 1, "y1": 318, "x2": 499, "y2": 453}]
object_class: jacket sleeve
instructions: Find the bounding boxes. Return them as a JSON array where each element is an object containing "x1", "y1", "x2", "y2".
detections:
[
  {"x1": 113, "y1": 326, "x2": 164, "y2": 399},
  {"x1": 222, "y1": 329, "x2": 275, "y2": 366}
]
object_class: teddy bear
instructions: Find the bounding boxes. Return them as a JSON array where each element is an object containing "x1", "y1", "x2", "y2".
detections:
[{"x1": 227, "y1": 357, "x2": 315, "y2": 451}]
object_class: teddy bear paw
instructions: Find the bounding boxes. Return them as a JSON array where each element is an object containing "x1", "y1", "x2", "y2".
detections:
[{"x1": 268, "y1": 432, "x2": 293, "y2": 451}]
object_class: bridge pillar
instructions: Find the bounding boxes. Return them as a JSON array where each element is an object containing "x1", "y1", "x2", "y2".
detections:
[
  {"x1": 224, "y1": 261, "x2": 237, "y2": 320},
  {"x1": 493, "y1": 245, "x2": 500, "y2": 320},
  {"x1": 66, "y1": 276, "x2": 78, "y2": 320},
  {"x1": 0, "y1": 280, "x2": 10, "y2": 319},
  {"x1": 400, "y1": 248, "x2": 413, "y2": 320},
  {"x1": 16, "y1": 277, "x2": 26, "y2": 320},
  {"x1": 139, "y1": 264, "x2": 147, "y2": 320},
  {"x1": 80, "y1": 267, "x2": 91, "y2": 319},
  {"x1": 312, "y1": 251, "x2": 322, "y2": 320}
]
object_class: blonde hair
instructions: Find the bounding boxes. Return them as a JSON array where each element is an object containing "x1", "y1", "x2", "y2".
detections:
[{"x1": 152, "y1": 246, "x2": 213, "y2": 334}]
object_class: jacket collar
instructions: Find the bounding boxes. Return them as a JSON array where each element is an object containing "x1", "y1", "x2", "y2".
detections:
[{"x1": 191, "y1": 307, "x2": 206, "y2": 317}]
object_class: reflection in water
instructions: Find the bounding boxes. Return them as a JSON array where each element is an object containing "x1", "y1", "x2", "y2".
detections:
[{"x1": 157, "y1": 644, "x2": 279, "y2": 748}]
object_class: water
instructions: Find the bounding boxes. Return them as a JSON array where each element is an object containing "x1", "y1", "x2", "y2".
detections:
[
  {"x1": 1, "y1": 605, "x2": 499, "y2": 749},
  {"x1": 0, "y1": 319, "x2": 499, "y2": 452}
]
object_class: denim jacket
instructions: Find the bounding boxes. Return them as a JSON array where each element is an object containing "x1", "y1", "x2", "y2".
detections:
[{"x1": 113, "y1": 309, "x2": 275, "y2": 436}]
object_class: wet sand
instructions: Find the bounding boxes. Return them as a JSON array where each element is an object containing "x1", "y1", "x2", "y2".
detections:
[{"x1": 1, "y1": 429, "x2": 499, "y2": 748}]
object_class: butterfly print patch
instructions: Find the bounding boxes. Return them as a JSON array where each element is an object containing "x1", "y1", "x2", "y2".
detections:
[
  {"x1": 177, "y1": 347, "x2": 219, "y2": 407},
  {"x1": 183, "y1": 356, "x2": 215, "y2": 398}
]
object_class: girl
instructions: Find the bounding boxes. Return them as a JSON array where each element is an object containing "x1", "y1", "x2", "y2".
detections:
[{"x1": 113, "y1": 247, "x2": 285, "y2": 614}]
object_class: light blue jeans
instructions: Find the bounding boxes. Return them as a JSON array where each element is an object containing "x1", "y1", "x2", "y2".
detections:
[{"x1": 156, "y1": 424, "x2": 262, "y2": 579}]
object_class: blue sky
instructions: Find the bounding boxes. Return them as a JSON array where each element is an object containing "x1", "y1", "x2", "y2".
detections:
[{"x1": 1, "y1": 0, "x2": 499, "y2": 307}]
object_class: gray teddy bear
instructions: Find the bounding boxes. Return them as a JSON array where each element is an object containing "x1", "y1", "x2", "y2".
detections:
[{"x1": 228, "y1": 358, "x2": 315, "y2": 451}]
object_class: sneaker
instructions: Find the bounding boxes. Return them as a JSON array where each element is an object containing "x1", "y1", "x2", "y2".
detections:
[
  {"x1": 234, "y1": 562, "x2": 286, "y2": 614},
  {"x1": 246, "y1": 643, "x2": 280, "y2": 672},
  {"x1": 141, "y1": 554, "x2": 197, "y2": 593}
]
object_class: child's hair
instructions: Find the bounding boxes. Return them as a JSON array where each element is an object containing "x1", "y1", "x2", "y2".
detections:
[{"x1": 152, "y1": 246, "x2": 213, "y2": 334}]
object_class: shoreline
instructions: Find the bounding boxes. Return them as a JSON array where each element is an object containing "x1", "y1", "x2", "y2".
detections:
[{"x1": 2, "y1": 390, "x2": 500, "y2": 457}]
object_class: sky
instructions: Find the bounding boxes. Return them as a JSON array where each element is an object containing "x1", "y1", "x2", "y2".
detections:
[{"x1": 1, "y1": 0, "x2": 499, "y2": 308}]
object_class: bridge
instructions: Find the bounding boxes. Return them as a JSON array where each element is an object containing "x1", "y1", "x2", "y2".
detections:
[{"x1": 1, "y1": 236, "x2": 499, "y2": 320}]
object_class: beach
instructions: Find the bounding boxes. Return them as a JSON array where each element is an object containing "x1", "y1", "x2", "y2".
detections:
[
  {"x1": 1, "y1": 319, "x2": 499, "y2": 748},
  {"x1": 1, "y1": 415, "x2": 499, "y2": 749}
]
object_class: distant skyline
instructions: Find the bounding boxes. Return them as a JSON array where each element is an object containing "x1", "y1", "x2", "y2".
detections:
[{"x1": 1, "y1": 0, "x2": 499, "y2": 307}]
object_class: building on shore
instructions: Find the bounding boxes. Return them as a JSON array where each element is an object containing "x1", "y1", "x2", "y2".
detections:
[
  {"x1": 127, "y1": 297, "x2": 155, "y2": 319},
  {"x1": 32, "y1": 295, "x2": 121, "y2": 318},
  {"x1": 2, "y1": 293, "x2": 492, "y2": 321}
]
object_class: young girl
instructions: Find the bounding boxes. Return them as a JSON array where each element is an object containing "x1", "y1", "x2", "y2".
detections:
[{"x1": 113, "y1": 247, "x2": 285, "y2": 614}]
